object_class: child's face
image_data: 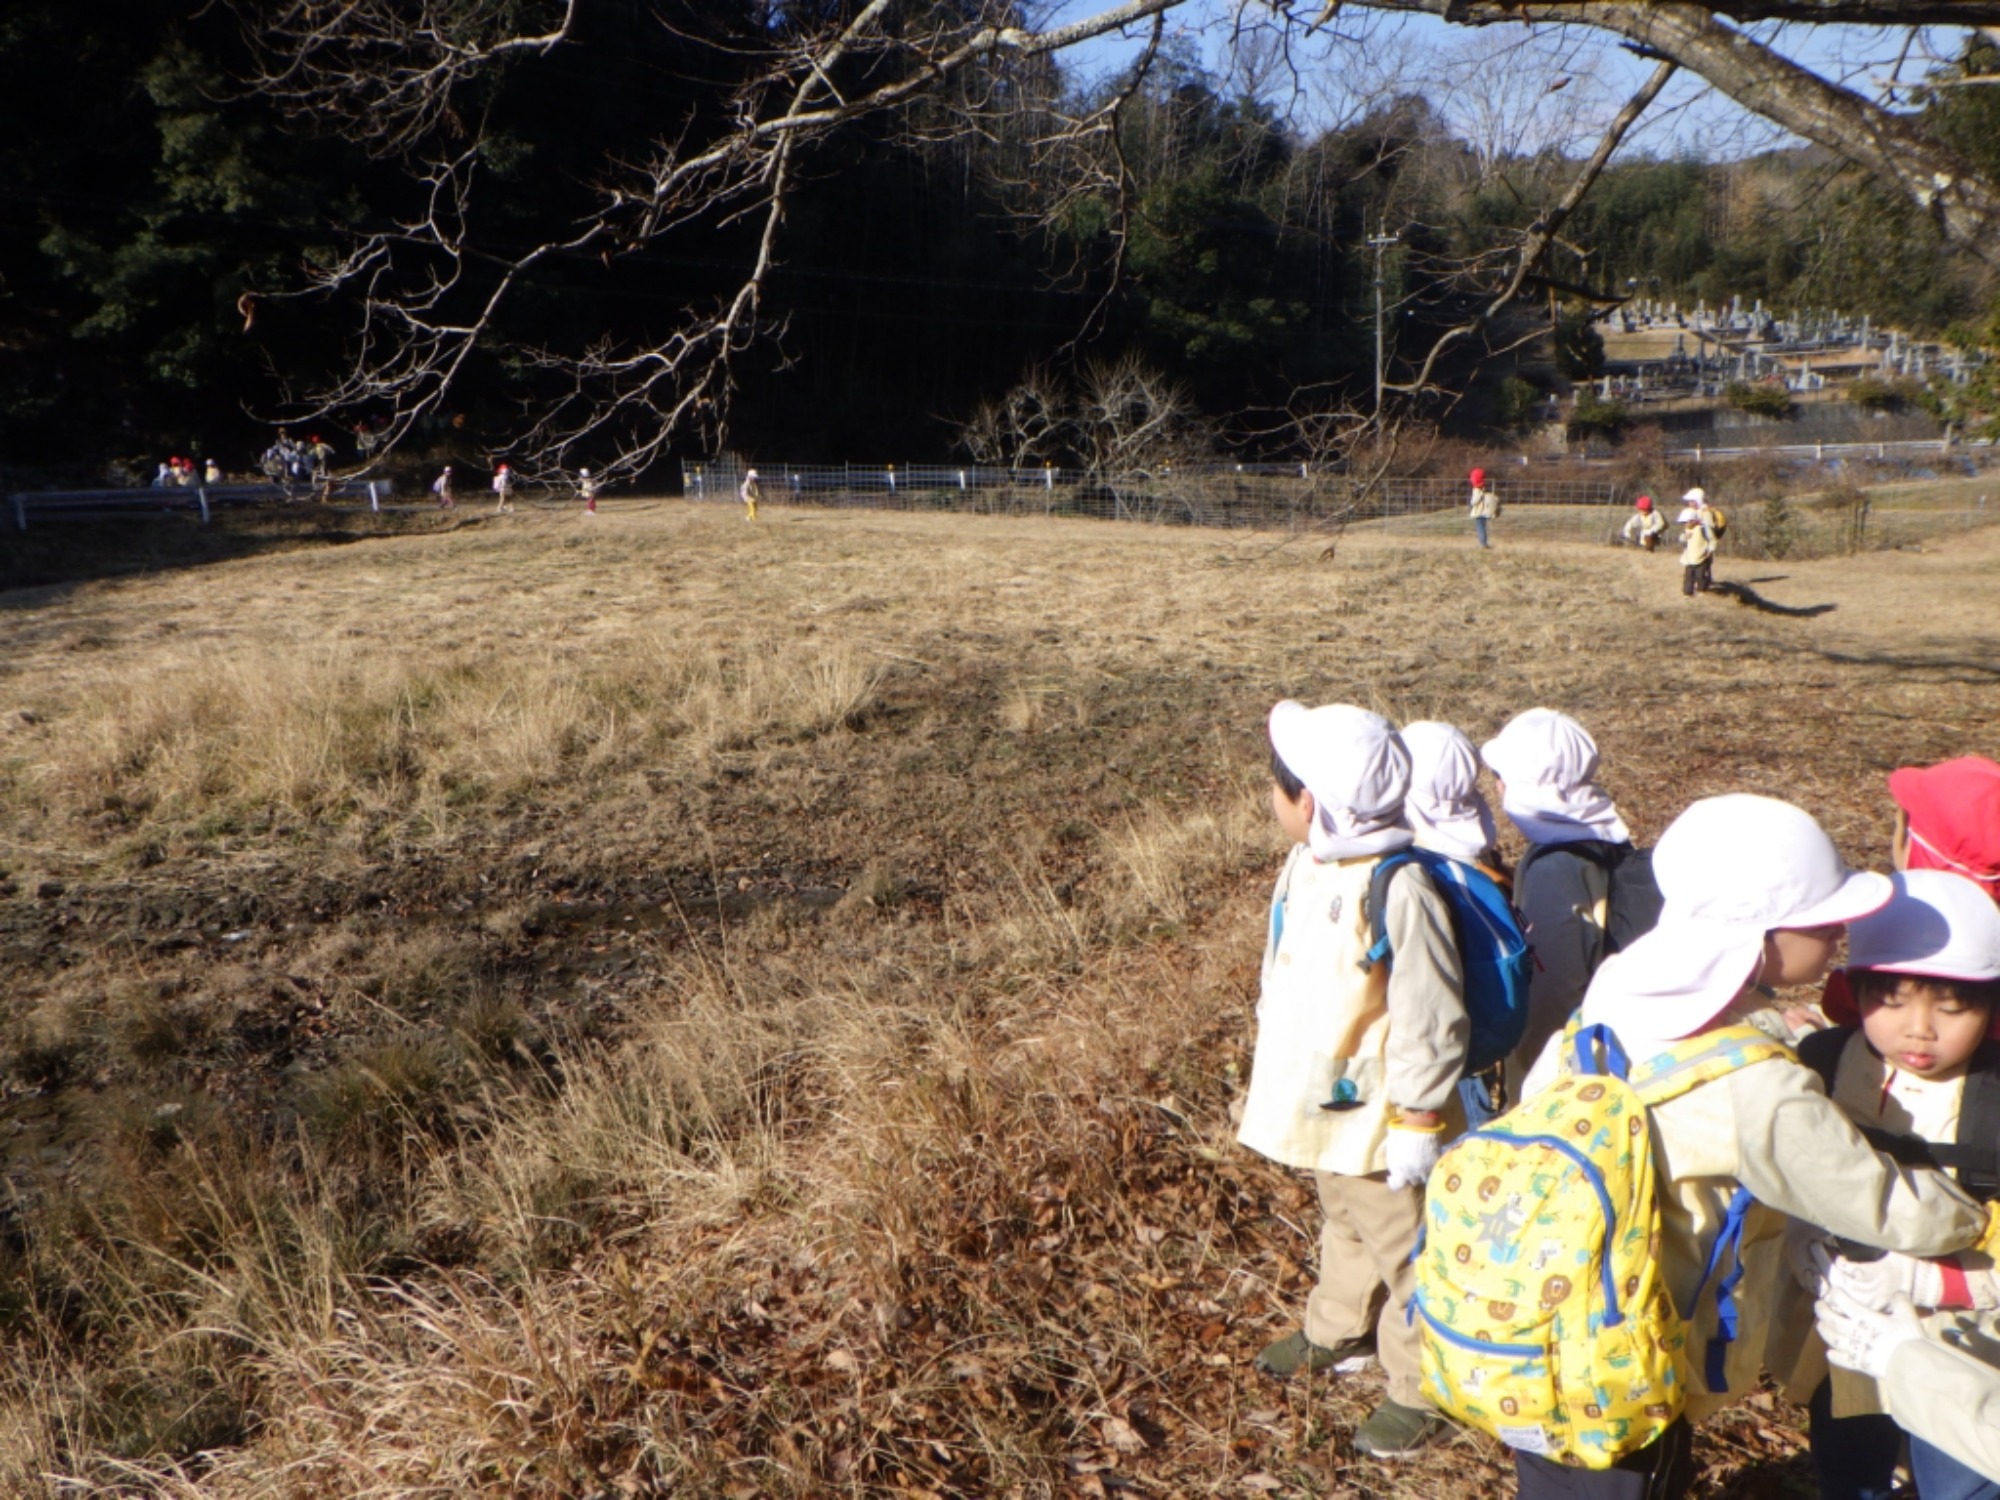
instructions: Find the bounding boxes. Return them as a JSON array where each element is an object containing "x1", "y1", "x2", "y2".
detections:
[
  {"x1": 1760, "y1": 924, "x2": 1844, "y2": 988},
  {"x1": 1858, "y1": 975, "x2": 1990, "y2": 1081},
  {"x1": 1271, "y1": 780, "x2": 1315, "y2": 847}
]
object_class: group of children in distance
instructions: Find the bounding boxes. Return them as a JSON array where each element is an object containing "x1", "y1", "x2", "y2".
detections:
[
  {"x1": 1620, "y1": 487, "x2": 1725, "y2": 596},
  {"x1": 428, "y1": 464, "x2": 601, "y2": 514},
  {"x1": 1243, "y1": 702, "x2": 2000, "y2": 1497}
]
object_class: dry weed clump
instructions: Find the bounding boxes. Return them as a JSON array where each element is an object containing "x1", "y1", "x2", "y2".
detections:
[
  {"x1": 2, "y1": 504, "x2": 1998, "y2": 1496},
  {"x1": 13, "y1": 624, "x2": 885, "y2": 850}
]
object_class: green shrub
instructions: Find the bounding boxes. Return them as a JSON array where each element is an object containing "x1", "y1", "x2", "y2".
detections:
[
  {"x1": 1567, "y1": 390, "x2": 1629, "y2": 438},
  {"x1": 1724, "y1": 380, "x2": 1793, "y2": 419},
  {"x1": 1759, "y1": 494, "x2": 1801, "y2": 559},
  {"x1": 1497, "y1": 376, "x2": 1544, "y2": 431},
  {"x1": 1846, "y1": 376, "x2": 1899, "y2": 410}
]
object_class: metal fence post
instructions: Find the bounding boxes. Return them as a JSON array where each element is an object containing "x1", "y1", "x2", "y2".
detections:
[
  {"x1": 197, "y1": 487, "x2": 211, "y2": 524},
  {"x1": 11, "y1": 494, "x2": 24, "y2": 533},
  {"x1": 368, "y1": 481, "x2": 381, "y2": 512}
]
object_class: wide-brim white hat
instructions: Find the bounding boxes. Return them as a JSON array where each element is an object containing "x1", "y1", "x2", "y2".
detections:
[
  {"x1": 1581, "y1": 794, "x2": 1891, "y2": 1041},
  {"x1": 1847, "y1": 869, "x2": 2000, "y2": 981}
]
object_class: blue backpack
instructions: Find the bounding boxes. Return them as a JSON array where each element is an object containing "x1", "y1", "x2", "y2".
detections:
[{"x1": 1363, "y1": 847, "x2": 1530, "y2": 1076}]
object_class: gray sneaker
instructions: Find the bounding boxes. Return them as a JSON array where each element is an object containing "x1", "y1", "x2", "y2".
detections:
[
  {"x1": 1353, "y1": 1398, "x2": 1449, "y2": 1458},
  {"x1": 1252, "y1": 1329, "x2": 1376, "y2": 1379}
]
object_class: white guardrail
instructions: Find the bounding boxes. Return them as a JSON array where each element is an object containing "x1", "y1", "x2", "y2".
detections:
[
  {"x1": 1662, "y1": 436, "x2": 1993, "y2": 462},
  {"x1": 6, "y1": 480, "x2": 394, "y2": 532}
]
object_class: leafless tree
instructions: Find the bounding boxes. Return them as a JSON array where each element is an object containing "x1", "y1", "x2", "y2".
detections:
[
  {"x1": 231, "y1": 0, "x2": 2000, "y2": 478},
  {"x1": 1075, "y1": 354, "x2": 1213, "y2": 475},
  {"x1": 958, "y1": 366, "x2": 1071, "y2": 469}
]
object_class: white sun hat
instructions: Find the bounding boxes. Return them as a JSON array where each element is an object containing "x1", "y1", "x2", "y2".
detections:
[
  {"x1": 1683, "y1": 486, "x2": 1707, "y2": 504},
  {"x1": 1401, "y1": 720, "x2": 1499, "y2": 863},
  {"x1": 1846, "y1": 869, "x2": 2000, "y2": 982},
  {"x1": 1577, "y1": 794, "x2": 1893, "y2": 1045},
  {"x1": 1479, "y1": 707, "x2": 1630, "y2": 848},
  {"x1": 1268, "y1": 701, "x2": 1414, "y2": 862}
]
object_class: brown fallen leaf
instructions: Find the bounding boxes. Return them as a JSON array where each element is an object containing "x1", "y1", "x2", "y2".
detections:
[{"x1": 1102, "y1": 1416, "x2": 1147, "y2": 1454}]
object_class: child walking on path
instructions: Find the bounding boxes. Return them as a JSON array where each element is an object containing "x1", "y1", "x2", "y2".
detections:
[
  {"x1": 1505, "y1": 796, "x2": 2000, "y2": 1500},
  {"x1": 491, "y1": 463, "x2": 515, "y2": 513},
  {"x1": 578, "y1": 467, "x2": 598, "y2": 515},
  {"x1": 1239, "y1": 703, "x2": 1468, "y2": 1458},
  {"x1": 1779, "y1": 870, "x2": 2000, "y2": 1500},
  {"x1": 431, "y1": 465, "x2": 455, "y2": 510},
  {"x1": 1678, "y1": 505, "x2": 1713, "y2": 595},
  {"x1": 1468, "y1": 467, "x2": 1499, "y2": 548}
]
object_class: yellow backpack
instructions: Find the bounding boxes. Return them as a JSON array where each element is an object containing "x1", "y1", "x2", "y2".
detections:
[{"x1": 1412, "y1": 1022, "x2": 1788, "y2": 1467}]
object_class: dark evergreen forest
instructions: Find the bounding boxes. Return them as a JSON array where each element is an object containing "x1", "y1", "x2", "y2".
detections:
[{"x1": 2, "y1": 3, "x2": 1995, "y2": 477}]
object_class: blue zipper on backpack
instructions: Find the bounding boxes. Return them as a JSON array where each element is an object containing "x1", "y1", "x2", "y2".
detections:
[{"x1": 1412, "y1": 1293, "x2": 1544, "y2": 1359}]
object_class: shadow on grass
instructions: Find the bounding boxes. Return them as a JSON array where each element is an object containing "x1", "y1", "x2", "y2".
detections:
[
  {"x1": 0, "y1": 508, "x2": 471, "y2": 602},
  {"x1": 1711, "y1": 581, "x2": 1837, "y2": 618}
]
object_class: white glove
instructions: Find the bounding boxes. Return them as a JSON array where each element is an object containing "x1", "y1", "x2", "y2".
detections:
[
  {"x1": 1816, "y1": 1285, "x2": 1928, "y2": 1382},
  {"x1": 1830, "y1": 1249, "x2": 2000, "y2": 1312},
  {"x1": 1384, "y1": 1126, "x2": 1445, "y2": 1191},
  {"x1": 1828, "y1": 1250, "x2": 1944, "y2": 1310},
  {"x1": 1784, "y1": 1224, "x2": 1835, "y2": 1297}
]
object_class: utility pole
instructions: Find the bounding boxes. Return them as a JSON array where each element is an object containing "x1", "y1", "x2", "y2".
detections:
[{"x1": 1368, "y1": 223, "x2": 1401, "y2": 421}]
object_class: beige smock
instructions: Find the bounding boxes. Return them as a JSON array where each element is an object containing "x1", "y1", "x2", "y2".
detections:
[
  {"x1": 1878, "y1": 1316, "x2": 2000, "y2": 1480},
  {"x1": 1237, "y1": 845, "x2": 1467, "y2": 1177}
]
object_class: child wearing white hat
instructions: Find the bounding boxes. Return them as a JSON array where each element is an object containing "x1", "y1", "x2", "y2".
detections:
[
  {"x1": 1779, "y1": 871, "x2": 2000, "y2": 1500},
  {"x1": 1678, "y1": 503, "x2": 1713, "y2": 596},
  {"x1": 1513, "y1": 798, "x2": 2000, "y2": 1500},
  {"x1": 1241, "y1": 703, "x2": 1468, "y2": 1458},
  {"x1": 1481, "y1": 708, "x2": 1644, "y2": 1089},
  {"x1": 1403, "y1": 720, "x2": 1509, "y2": 1126}
]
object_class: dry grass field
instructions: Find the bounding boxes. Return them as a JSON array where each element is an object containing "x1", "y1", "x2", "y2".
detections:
[{"x1": 2, "y1": 498, "x2": 1997, "y2": 1497}]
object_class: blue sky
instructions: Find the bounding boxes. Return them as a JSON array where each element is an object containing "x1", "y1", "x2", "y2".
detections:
[{"x1": 1037, "y1": 5, "x2": 1973, "y2": 161}]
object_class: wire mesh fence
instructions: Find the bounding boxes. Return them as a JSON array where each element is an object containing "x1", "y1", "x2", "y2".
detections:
[
  {"x1": 684, "y1": 461, "x2": 1999, "y2": 555},
  {"x1": 684, "y1": 461, "x2": 1643, "y2": 544}
]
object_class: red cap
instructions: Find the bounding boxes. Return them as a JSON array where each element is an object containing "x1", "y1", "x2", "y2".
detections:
[
  {"x1": 1888, "y1": 757, "x2": 2000, "y2": 896},
  {"x1": 1636, "y1": 495, "x2": 1652, "y2": 510},
  {"x1": 1469, "y1": 467, "x2": 1487, "y2": 486}
]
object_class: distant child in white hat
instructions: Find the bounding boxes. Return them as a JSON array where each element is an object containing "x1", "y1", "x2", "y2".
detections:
[
  {"x1": 1481, "y1": 708, "x2": 1640, "y2": 1085},
  {"x1": 1779, "y1": 870, "x2": 2000, "y2": 1500},
  {"x1": 1678, "y1": 500, "x2": 1714, "y2": 597},
  {"x1": 1241, "y1": 703, "x2": 1467, "y2": 1458},
  {"x1": 1513, "y1": 798, "x2": 2000, "y2": 1500},
  {"x1": 740, "y1": 467, "x2": 761, "y2": 522}
]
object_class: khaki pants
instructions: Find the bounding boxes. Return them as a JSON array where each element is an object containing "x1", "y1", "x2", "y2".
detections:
[{"x1": 1308, "y1": 1170, "x2": 1427, "y2": 1408}]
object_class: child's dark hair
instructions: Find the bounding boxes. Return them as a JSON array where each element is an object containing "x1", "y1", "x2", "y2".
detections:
[
  {"x1": 1271, "y1": 746, "x2": 1305, "y2": 801},
  {"x1": 1852, "y1": 968, "x2": 2000, "y2": 1014}
]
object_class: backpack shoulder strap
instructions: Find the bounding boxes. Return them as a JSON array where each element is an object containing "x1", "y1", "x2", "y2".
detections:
[
  {"x1": 1795, "y1": 1025, "x2": 1852, "y2": 1094},
  {"x1": 1628, "y1": 1024, "x2": 1792, "y2": 1108},
  {"x1": 1362, "y1": 848, "x2": 1422, "y2": 972},
  {"x1": 1944, "y1": 1044, "x2": 2000, "y2": 1201}
]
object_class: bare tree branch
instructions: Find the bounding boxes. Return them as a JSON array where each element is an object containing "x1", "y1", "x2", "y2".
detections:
[{"x1": 1389, "y1": 57, "x2": 1678, "y2": 401}]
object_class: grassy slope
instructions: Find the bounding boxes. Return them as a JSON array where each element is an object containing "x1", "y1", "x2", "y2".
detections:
[{"x1": 1, "y1": 501, "x2": 1997, "y2": 1497}]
